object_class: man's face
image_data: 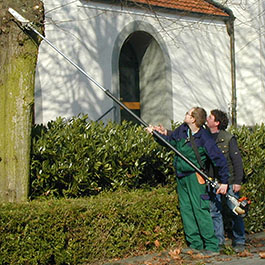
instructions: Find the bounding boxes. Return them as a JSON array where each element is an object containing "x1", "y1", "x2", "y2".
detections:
[{"x1": 207, "y1": 114, "x2": 218, "y2": 129}]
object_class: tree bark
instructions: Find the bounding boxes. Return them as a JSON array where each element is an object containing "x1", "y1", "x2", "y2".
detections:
[{"x1": 0, "y1": 1, "x2": 44, "y2": 202}]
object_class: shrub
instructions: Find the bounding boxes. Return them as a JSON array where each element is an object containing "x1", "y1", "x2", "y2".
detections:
[
  {"x1": 30, "y1": 117, "x2": 264, "y2": 233},
  {"x1": 30, "y1": 116, "x2": 175, "y2": 199},
  {"x1": 0, "y1": 188, "x2": 182, "y2": 264},
  {"x1": 1, "y1": 120, "x2": 264, "y2": 264},
  {"x1": 229, "y1": 123, "x2": 265, "y2": 232}
]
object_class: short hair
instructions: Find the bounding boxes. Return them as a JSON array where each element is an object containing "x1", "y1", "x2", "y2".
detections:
[
  {"x1": 211, "y1": 109, "x2": 229, "y2": 130},
  {"x1": 191, "y1": 107, "x2": 207, "y2": 127}
]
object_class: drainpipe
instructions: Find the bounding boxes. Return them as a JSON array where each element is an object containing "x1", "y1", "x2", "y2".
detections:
[
  {"x1": 226, "y1": 17, "x2": 237, "y2": 127},
  {"x1": 206, "y1": 1, "x2": 237, "y2": 126}
]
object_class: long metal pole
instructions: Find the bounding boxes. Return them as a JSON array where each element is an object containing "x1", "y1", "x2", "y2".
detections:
[
  {"x1": 8, "y1": 8, "x2": 215, "y2": 186},
  {"x1": 9, "y1": 8, "x2": 251, "y2": 216}
]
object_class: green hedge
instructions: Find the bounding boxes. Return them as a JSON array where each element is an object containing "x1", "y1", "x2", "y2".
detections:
[
  {"x1": 30, "y1": 116, "x2": 175, "y2": 199},
  {"x1": 30, "y1": 117, "x2": 265, "y2": 233},
  {"x1": 0, "y1": 119, "x2": 264, "y2": 264},
  {"x1": 229, "y1": 124, "x2": 265, "y2": 232},
  {"x1": 0, "y1": 188, "x2": 182, "y2": 265}
]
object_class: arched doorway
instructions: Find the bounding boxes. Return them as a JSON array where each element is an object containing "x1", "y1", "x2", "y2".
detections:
[
  {"x1": 119, "y1": 30, "x2": 170, "y2": 125},
  {"x1": 119, "y1": 32, "x2": 141, "y2": 123},
  {"x1": 113, "y1": 21, "x2": 172, "y2": 127}
]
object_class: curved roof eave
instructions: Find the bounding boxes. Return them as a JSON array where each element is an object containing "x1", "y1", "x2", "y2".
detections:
[
  {"x1": 125, "y1": 0, "x2": 234, "y2": 20},
  {"x1": 88, "y1": 1, "x2": 235, "y2": 21}
]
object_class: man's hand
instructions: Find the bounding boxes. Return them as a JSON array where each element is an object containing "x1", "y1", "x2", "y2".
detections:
[
  {"x1": 233, "y1": 184, "x2": 241, "y2": 193},
  {"x1": 216, "y1": 184, "x2": 228, "y2": 194},
  {"x1": 153, "y1": 125, "x2": 167, "y2": 135},
  {"x1": 145, "y1": 125, "x2": 154, "y2": 134},
  {"x1": 146, "y1": 125, "x2": 169, "y2": 135}
]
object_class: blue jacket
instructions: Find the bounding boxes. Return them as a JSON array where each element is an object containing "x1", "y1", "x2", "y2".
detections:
[{"x1": 156, "y1": 123, "x2": 229, "y2": 184}]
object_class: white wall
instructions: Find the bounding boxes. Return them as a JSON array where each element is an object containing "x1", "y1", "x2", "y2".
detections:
[
  {"x1": 216, "y1": 0, "x2": 265, "y2": 125},
  {"x1": 35, "y1": 0, "x2": 233, "y2": 126},
  {"x1": 165, "y1": 18, "x2": 231, "y2": 122},
  {"x1": 35, "y1": 0, "x2": 117, "y2": 123}
]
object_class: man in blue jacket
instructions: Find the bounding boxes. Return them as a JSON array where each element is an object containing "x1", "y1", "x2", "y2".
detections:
[{"x1": 146, "y1": 107, "x2": 229, "y2": 256}]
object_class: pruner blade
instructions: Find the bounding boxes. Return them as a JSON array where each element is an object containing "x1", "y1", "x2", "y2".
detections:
[{"x1": 8, "y1": 8, "x2": 31, "y2": 27}]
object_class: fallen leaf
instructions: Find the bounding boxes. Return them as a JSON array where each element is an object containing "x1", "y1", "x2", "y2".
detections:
[
  {"x1": 259, "y1": 251, "x2": 265, "y2": 259},
  {"x1": 142, "y1": 230, "x2": 151, "y2": 236},
  {"x1": 191, "y1": 253, "x2": 205, "y2": 259},
  {"x1": 154, "y1": 239, "x2": 160, "y2": 247},
  {"x1": 182, "y1": 249, "x2": 193, "y2": 255},
  {"x1": 154, "y1": 226, "x2": 161, "y2": 233},
  {"x1": 144, "y1": 262, "x2": 152, "y2": 265},
  {"x1": 175, "y1": 248, "x2": 181, "y2": 255},
  {"x1": 169, "y1": 248, "x2": 181, "y2": 260},
  {"x1": 156, "y1": 257, "x2": 171, "y2": 264},
  {"x1": 216, "y1": 257, "x2": 233, "y2": 262},
  {"x1": 238, "y1": 250, "x2": 253, "y2": 257}
]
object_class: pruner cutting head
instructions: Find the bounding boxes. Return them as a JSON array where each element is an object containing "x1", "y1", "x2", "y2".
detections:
[
  {"x1": 233, "y1": 197, "x2": 251, "y2": 217},
  {"x1": 8, "y1": 8, "x2": 31, "y2": 29}
]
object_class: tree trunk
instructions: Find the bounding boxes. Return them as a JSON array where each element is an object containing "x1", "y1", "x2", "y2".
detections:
[{"x1": 0, "y1": 1, "x2": 44, "y2": 202}]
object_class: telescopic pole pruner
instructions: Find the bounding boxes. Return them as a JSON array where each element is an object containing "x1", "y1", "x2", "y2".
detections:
[{"x1": 8, "y1": 7, "x2": 250, "y2": 216}]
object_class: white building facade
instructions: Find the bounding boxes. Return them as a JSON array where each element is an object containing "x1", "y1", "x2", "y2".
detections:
[
  {"x1": 215, "y1": 0, "x2": 264, "y2": 125},
  {"x1": 34, "y1": 0, "x2": 264, "y2": 127}
]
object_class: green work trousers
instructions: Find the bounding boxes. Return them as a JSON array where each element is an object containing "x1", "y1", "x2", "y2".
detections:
[{"x1": 177, "y1": 173, "x2": 219, "y2": 252}]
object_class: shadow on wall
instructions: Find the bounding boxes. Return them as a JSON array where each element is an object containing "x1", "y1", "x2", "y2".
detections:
[
  {"x1": 34, "y1": 1, "x2": 263, "y2": 126},
  {"x1": 34, "y1": 1, "x2": 118, "y2": 124}
]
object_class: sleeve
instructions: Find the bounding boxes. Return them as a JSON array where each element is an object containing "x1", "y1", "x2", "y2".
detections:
[
  {"x1": 229, "y1": 137, "x2": 244, "y2": 184},
  {"x1": 203, "y1": 131, "x2": 229, "y2": 184},
  {"x1": 153, "y1": 124, "x2": 181, "y2": 146}
]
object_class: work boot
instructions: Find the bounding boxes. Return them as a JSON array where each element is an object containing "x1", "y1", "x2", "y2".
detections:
[
  {"x1": 181, "y1": 247, "x2": 202, "y2": 254},
  {"x1": 233, "y1": 244, "x2": 245, "y2": 253},
  {"x1": 200, "y1": 250, "x2": 220, "y2": 257},
  {"x1": 219, "y1": 244, "x2": 226, "y2": 251}
]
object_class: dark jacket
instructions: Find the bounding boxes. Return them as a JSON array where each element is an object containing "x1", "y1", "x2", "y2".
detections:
[{"x1": 214, "y1": 130, "x2": 244, "y2": 185}]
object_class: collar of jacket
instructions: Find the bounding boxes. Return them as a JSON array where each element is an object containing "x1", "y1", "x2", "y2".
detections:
[{"x1": 183, "y1": 123, "x2": 203, "y2": 138}]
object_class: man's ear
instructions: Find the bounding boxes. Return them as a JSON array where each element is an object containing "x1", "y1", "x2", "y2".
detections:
[{"x1": 216, "y1": 120, "x2": 220, "y2": 128}]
